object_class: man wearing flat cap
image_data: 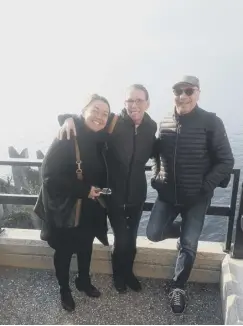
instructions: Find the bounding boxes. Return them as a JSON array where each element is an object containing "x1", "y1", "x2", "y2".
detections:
[{"x1": 147, "y1": 75, "x2": 234, "y2": 313}]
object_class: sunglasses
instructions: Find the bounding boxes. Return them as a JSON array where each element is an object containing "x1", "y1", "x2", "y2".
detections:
[{"x1": 173, "y1": 87, "x2": 197, "y2": 96}]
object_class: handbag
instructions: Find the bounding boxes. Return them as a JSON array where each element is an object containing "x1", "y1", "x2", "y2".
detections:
[{"x1": 36, "y1": 114, "x2": 119, "y2": 237}]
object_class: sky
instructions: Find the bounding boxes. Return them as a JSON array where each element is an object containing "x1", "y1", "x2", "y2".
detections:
[{"x1": 0, "y1": 0, "x2": 243, "y2": 158}]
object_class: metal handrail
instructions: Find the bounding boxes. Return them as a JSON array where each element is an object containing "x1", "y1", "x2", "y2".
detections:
[
  {"x1": 232, "y1": 182, "x2": 243, "y2": 258},
  {"x1": 0, "y1": 158, "x2": 42, "y2": 167},
  {"x1": 0, "y1": 158, "x2": 241, "y2": 253}
]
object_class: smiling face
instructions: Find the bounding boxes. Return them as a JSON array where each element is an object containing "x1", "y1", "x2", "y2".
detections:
[
  {"x1": 173, "y1": 83, "x2": 200, "y2": 115},
  {"x1": 124, "y1": 86, "x2": 149, "y2": 125},
  {"x1": 83, "y1": 99, "x2": 110, "y2": 132}
]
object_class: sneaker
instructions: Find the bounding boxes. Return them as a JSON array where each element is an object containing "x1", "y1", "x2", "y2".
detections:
[
  {"x1": 125, "y1": 273, "x2": 142, "y2": 292},
  {"x1": 60, "y1": 288, "x2": 75, "y2": 312},
  {"x1": 169, "y1": 288, "x2": 186, "y2": 314},
  {"x1": 113, "y1": 275, "x2": 127, "y2": 293},
  {"x1": 75, "y1": 277, "x2": 101, "y2": 298}
]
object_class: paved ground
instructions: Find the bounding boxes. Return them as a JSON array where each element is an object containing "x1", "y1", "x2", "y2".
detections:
[{"x1": 0, "y1": 267, "x2": 222, "y2": 325}]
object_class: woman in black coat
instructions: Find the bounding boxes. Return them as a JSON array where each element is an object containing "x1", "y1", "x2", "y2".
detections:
[
  {"x1": 40, "y1": 94, "x2": 110, "y2": 312},
  {"x1": 54, "y1": 85, "x2": 157, "y2": 293}
]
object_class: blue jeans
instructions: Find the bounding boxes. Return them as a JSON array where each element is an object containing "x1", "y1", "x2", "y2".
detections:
[{"x1": 146, "y1": 197, "x2": 211, "y2": 288}]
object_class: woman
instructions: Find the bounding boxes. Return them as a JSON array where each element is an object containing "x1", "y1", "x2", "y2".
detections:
[
  {"x1": 55, "y1": 84, "x2": 157, "y2": 293},
  {"x1": 38, "y1": 94, "x2": 110, "y2": 312}
]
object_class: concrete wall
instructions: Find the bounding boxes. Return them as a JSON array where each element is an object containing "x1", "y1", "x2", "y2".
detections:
[
  {"x1": 0, "y1": 228, "x2": 226, "y2": 283},
  {"x1": 221, "y1": 255, "x2": 243, "y2": 324},
  {"x1": 3, "y1": 228, "x2": 243, "y2": 324}
]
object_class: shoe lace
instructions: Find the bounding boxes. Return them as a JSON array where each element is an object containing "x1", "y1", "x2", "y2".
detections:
[{"x1": 169, "y1": 288, "x2": 185, "y2": 306}]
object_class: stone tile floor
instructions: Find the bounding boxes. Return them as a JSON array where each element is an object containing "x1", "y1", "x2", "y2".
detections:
[{"x1": 0, "y1": 267, "x2": 223, "y2": 325}]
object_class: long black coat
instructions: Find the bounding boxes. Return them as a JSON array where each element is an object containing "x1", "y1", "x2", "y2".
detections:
[{"x1": 35, "y1": 118, "x2": 109, "y2": 247}]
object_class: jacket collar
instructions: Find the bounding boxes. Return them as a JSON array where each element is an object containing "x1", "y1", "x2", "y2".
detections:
[
  {"x1": 173, "y1": 105, "x2": 199, "y2": 120},
  {"x1": 120, "y1": 108, "x2": 152, "y2": 126}
]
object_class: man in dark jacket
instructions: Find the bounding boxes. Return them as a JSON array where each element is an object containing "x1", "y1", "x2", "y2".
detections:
[
  {"x1": 58, "y1": 84, "x2": 157, "y2": 293},
  {"x1": 146, "y1": 76, "x2": 234, "y2": 314}
]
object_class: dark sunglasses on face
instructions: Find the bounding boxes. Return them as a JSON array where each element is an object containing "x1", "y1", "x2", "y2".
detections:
[{"x1": 173, "y1": 87, "x2": 197, "y2": 96}]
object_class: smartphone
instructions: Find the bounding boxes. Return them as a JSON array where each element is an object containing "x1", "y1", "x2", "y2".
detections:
[{"x1": 99, "y1": 188, "x2": 112, "y2": 195}]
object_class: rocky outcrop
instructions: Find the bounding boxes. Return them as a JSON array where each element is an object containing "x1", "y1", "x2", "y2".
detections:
[{"x1": 0, "y1": 147, "x2": 44, "y2": 229}]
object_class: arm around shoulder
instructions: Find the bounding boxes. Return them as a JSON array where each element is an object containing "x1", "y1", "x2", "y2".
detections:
[{"x1": 57, "y1": 113, "x2": 79, "y2": 126}]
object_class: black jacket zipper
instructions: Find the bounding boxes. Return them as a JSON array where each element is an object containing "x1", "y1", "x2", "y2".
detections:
[
  {"x1": 124, "y1": 125, "x2": 137, "y2": 208},
  {"x1": 98, "y1": 142, "x2": 110, "y2": 210},
  {"x1": 173, "y1": 122, "x2": 180, "y2": 205},
  {"x1": 102, "y1": 142, "x2": 109, "y2": 188}
]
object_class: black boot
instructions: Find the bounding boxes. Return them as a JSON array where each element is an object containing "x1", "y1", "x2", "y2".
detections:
[
  {"x1": 111, "y1": 253, "x2": 127, "y2": 293},
  {"x1": 60, "y1": 288, "x2": 75, "y2": 312},
  {"x1": 125, "y1": 273, "x2": 142, "y2": 292},
  {"x1": 113, "y1": 275, "x2": 127, "y2": 293},
  {"x1": 124, "y1": 249, "x2": 141, "y2": 292},
  {"x1": 75, "y1": 276, "x2": 101, "y2": 298}
]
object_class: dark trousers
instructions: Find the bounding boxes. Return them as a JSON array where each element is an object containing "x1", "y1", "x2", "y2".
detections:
[
  {"x1": 109, "y1": 205, "x2": 143, "y2": 279},
  {"x1": 146, "y1": 197, "x2": 211, "y2": 288},
  {"x1": 52, "y1": 230, "x2": 94, "y2": 290}
]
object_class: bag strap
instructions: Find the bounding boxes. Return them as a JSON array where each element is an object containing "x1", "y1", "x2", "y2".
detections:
[
  {"x1": 73, "y1": 137, "x2": 83, "y2": 226},
  {"x1": 107, "y1": 114, "x2": 118, "y2": 134},
  {"x1": 74, "y1": 137, "x2": 83, "y2": 181}
]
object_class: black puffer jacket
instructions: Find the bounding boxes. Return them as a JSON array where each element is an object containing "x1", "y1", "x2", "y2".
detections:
[
  {"x1": 152, "y1": 106, "x2": 234, "y2": 205},
  {"x1": 35, "y1": 117, "x2": 109, "y2": 245},
  {"x1": 58, "y1": 109, "x2": 157, "y2": 208}
]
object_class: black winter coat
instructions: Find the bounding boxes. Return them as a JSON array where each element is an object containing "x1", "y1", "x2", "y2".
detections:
[
  {"x1": 106, "y1": 109, "x2": 157, "y2": 208},
  {"x1": 152, "y1": 106, "x2": 234, "y2": 205},
  {"x1": 34, "y1": 118, "x2": 109, "y2": 245},
  {"x1": 58, "y1": 109, "x2": 157, "y2": 209}
]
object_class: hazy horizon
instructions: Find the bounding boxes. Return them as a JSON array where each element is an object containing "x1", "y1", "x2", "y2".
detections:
[{"x1": 0, "y1": 0, "x2": 243, "y2": 163}]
